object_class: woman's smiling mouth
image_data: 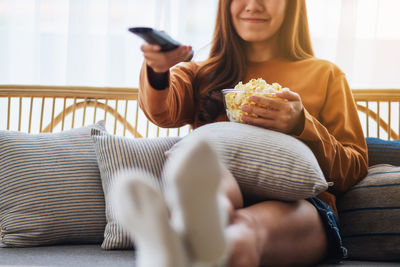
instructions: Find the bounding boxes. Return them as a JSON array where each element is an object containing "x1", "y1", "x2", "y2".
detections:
[{"x1": 241, "y1": 17, "x2": 270, "y2": 23}]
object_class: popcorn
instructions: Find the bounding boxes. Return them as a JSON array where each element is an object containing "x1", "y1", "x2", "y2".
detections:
[{"x1": 222, "y1": 78, "x2": 287, "y2": 123}]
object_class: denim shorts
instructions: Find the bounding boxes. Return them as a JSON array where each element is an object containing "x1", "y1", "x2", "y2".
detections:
[{"x1": 307, "y1": 197, "x2": 348, "y2": 263}]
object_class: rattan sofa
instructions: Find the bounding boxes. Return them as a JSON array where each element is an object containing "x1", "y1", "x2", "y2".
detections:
[{"x1": 1, "y1": 85, "x2": 400, "y2": 267}]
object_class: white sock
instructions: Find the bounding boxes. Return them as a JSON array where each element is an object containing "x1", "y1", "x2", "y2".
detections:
[
  {"x1": 111, "y1": 170, "x2": 188, "y2": 267},
  {"x1": 163, "y1": 138, "x2": 228, "y2": 264}
]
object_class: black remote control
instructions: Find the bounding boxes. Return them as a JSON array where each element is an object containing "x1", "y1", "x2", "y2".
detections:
[{"x1": 129, "y1": 27, "x2": 193, "y2": 61}]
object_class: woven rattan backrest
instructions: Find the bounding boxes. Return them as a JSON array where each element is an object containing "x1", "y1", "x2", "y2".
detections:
[
  {"x1": 1, "y1": 85, "x2": 399, "y2": 139},
  {"x1": 0, "y1": 85, "x2": 190, "y2": 138}
]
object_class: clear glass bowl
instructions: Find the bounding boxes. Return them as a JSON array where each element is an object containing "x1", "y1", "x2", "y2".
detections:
[{"x1": 222, "y1": 89, "x2": 277, "y2": 123}]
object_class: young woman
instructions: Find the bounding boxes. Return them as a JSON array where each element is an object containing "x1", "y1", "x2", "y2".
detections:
[{"x1": 135, "y1": 0, "x2": 368, "y2": 266}]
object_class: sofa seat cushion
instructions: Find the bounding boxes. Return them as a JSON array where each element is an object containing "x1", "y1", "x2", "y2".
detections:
[
  {"x1": 0, "y1": 245, "x2": 398, "y2": 267},
  {"x1": 337, "y1": 164, "x2": 400, "y2": 261},
  {"x1": 0, "y1": 245, "x2": 135, "y2": 267}
]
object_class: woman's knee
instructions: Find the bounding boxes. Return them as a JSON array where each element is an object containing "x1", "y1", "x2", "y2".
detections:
[
  {"x1": 231, "y1": 200, "x2": 328, "y2": 266},
  {"x1": 220, "y1": 165, "x2": 243, "y2": 209},
  {"x1": 260, "y1": 200, "x2": 328, "y2": 266}
]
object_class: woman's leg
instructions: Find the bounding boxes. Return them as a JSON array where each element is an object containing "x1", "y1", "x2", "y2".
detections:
[
  {"x1": 227, "y1": 200, "x2": 327, "y2": 267},
  {"x1": 165, "y1": 139, "x2": 327, "y2": 267},
  {"x1": 219, "y1": 165, "x2": 244, "y2": 220},
  {"x1": 216, "y1": 168, "x2": 327, "y2": 267}
]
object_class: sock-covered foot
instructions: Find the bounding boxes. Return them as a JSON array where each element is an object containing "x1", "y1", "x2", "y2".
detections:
[
  {"x1": 163, "y1": 138, "x2": 228, "y2": 264},
  {"x1": 111, "y1": 170, "x2": 188, "y2": 267}
]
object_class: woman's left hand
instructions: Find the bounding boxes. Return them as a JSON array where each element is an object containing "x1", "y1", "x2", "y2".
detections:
[{"x1": 241, "y1": 89, "x2": 305, "y2": 135}]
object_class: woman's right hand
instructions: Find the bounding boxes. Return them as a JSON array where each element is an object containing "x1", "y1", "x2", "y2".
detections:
[{"x1": 141, "y1": 44, "x2": 192, "y2": 73}]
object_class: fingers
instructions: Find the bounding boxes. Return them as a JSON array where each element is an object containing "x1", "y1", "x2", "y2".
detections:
[
  {"x1": 241, "y1": 104, "x2": 278, "y2": 120},
  {"x1": 141, "y1": 44, "x2": 192, "y2": 73},
  {"x1": 242, "y1": 112, "x2": 294, "y2": 133},
  {"x1": 242, "y1": 91, "x2": 303, "y2": 134},
  {"x1": 241, "y1": 115, "x2": 279, "y2": 132},
  {"x1": 141, "y1": 44, "x2": 161, "y2": 52},
  {"x1": 248, "y1": 95, "x2": 285, "y2": 110},
  {"x1": 275, "y1": 89, "x2": 301, "y2": 102},
  {"x1": 143, "y1": 46, "x2": 190, "y2": 63},
  {"x1": 241, "y1": 104, "x2": 282, "y2": 130}
]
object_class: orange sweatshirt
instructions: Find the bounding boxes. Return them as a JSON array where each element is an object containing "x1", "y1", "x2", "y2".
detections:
[{"x1": 139, "y1": 57, "x2": 369, "y2": 215}]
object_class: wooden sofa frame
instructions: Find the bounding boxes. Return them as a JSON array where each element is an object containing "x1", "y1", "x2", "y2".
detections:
[{"x1": 1, "y1": 85, "x2": 399, "y2": 140}]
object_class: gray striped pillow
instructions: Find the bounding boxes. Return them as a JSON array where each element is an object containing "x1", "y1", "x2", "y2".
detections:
[
  {"x1": 168, "y1": 122, "x2": 328, "y2": 201},
  {"x1": 337, "y1": 164, "x2": 400, "y2": 261},
  {"x1": 0, "y1": 122, "x2": 107, "y2": 247},
  {"x1": 91, "y1": 132, "x2": 180, "y2": 250}
]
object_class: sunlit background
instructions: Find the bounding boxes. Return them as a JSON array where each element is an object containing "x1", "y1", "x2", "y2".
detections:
[{"x1": 0, "y1": 0, "x2": 399, "y2": 89}]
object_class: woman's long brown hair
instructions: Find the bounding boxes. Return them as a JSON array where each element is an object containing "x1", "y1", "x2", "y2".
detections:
[{"x1": 194, "y1": 0, "x2": 314, "y2": 122}]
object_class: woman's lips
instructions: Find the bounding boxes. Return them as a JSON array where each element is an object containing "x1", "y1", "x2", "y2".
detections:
[{"x1": 241, "y1": 18, "x2": 269, "y2": 23}]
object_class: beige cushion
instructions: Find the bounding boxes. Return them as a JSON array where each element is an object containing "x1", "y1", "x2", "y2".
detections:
[
  {"x1": 337, "y1": 164, "x2": 400, "y2": 261},
  {"x1": 168, "y1": 122, "x2": 328, "y2": 201}
]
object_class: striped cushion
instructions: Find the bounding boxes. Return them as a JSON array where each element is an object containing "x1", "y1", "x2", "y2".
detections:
[
  {"x1": 0, "y1": 122, "x2": 107, "y2": 247},
  {"x1": 337, "y1": 164, "x2": 400, "y2": 261},
  {"x1": 91, "y1": 131, "x2": 180, "y2": 250},
  {"x1": 168, "y1": 122, "x2": 328, "y2": 201},
  {"x1": 366, "y1": 137, "x2": 400, "y2": 166}
]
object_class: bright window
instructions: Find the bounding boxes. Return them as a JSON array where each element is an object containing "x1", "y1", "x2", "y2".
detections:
[{"x1": 0, "y1": 0, "x2": 399, "y2": 88}]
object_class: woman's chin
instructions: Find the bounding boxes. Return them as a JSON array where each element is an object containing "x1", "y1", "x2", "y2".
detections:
[
  {"x1": 238, "y1": 32, "x2": 275, "y2": 44},
  {"x1": 242, "y1": 37, "x2": 273, "y2": 44}
]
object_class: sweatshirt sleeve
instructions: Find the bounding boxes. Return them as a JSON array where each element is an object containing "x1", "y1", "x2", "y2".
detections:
[
  {"x1": 138, "y1": 61, "x2": 198, "y2": 128},
  {"x1": 296, "y1": 69, "x2": 368, "y2": 193}
]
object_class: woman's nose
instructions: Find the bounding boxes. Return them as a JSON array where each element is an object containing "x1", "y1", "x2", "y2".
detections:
[{"x1": 245, "y1": 0, "x2": 265, "y2": 12}]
